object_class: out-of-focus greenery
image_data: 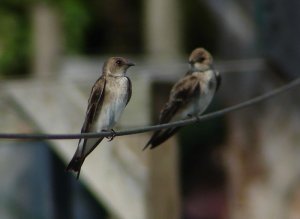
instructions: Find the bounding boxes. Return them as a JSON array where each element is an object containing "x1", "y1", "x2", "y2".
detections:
[
  {"x1": 58, "y1": 0, "x2": 90, "y2": 54},
  {"x1": 0, "y1": 6, "x2": 30, "y2": 77},
  {"x1": 0, "y1": 0, "x2": 89, "y2": 76}
]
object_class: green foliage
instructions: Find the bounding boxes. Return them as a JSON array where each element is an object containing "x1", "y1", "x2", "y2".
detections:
[
  {"x1": 0, "y1": 0, "x2": 89, "y2": 76},
  {"x1": 58, "y1": 0, "x2": 90, "y2": 54},
  {"x1": 0, "y1": 9, "x2": 30, "y2": 76}
]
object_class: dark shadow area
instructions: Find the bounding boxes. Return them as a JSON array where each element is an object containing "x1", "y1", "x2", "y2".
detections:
[
  {"x1": 179, "y1": 100, "x2": 227, "y2": 219},
  {"x1": 50, "y1": 148, "x2": 108, "y2": 219}
]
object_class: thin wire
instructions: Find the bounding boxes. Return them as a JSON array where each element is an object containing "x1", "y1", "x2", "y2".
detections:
[{"x1": 1, "y1": 77, "x2": 300, "y2": 140}]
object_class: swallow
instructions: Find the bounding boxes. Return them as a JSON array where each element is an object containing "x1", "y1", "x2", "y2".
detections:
[
  {"x1": 66, "y1": 57, "x2": 134, "y2": 179},
  {"x1": 144, "y1": 48, "x2": 221, "y2": 150}
]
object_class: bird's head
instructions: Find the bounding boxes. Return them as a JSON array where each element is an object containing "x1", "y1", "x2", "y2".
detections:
[
  {"x1": 103, "y1": 57, "x2": 135, "y2": 77},
  {"x1": 188, "y1": 48, "x2": 213, "y2": 72}
]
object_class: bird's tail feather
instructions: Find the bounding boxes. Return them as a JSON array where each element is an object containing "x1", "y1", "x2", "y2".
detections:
[
  {"x1": 66, "y1": 154, "x2": 85, "y2": 179},
  {"x1": 66, "y1": 137, "x2": 104, "y2": 179},
  {"x1": 143, "y1": 127, "x2": 180, "y2": 150}
]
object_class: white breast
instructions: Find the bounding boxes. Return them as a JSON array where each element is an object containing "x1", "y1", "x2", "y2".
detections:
[
  {"x1": 96, "y1": 77, "x2": 129, "y2": 131},
  {"x1": 181, "y1": 70, "x2": 217, "y2": 118}
]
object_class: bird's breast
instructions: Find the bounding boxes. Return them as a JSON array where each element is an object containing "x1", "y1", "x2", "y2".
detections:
[
  {"x1": 196, "y1": 70, "x2": 217, "y2": 112},
  {"x1": 186, "y1": 70, "x2": 217, "y2": 116},
  {"x1": 95, "y1": 77, "x2": 130, "y2": 131}
]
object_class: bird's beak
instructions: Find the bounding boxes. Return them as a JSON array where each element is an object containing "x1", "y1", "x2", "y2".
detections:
[{"x1": 127, "y1": 61, "x2": 135, "y2": 67}]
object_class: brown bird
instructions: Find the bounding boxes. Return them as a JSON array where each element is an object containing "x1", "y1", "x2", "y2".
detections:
[
  {"x1": 144, "y1": 48, "x2": 221, "y2": 150},
  {"x1": 66, "y1": 57, "x2": 134, "y2": 179}
]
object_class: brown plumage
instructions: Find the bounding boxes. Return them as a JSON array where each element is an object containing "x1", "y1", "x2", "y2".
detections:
[
  {"x1": 144, "y1": 48, "x2": 221, "y2": 150},
  {"x1": 66, "y1": 57, "x2": 134, "y2": 179}
]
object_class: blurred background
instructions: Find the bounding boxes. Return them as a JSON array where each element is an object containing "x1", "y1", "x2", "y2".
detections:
[{"x1": 0, "y1": 0, "x2": 300, "y2": 219}]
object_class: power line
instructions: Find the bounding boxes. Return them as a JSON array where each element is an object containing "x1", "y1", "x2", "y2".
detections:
[{"x1": 0, "y1": 77, "x2": 300, "y2": 140}]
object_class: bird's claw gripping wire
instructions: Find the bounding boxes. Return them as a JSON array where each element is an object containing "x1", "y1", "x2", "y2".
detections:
[
  {"x1": 187, "y1": 114, "x2": 201, "y2": 122},
  {"x1": 106, "y1": 129, "x2": 116, "y2": 142}
]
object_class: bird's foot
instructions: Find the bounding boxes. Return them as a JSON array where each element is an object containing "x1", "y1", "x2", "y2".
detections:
[
  {"x1": 106, "y1": 129, "x2": 116, "y2": 142},
  {"x1": 187, "y1": 113, "x2": 193, "y2": 118},
  {"x1": 187, "y1": 113, "x2": 201, "y2": 122}
]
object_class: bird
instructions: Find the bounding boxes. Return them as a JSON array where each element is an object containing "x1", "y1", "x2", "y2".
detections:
[
  {"x1": 66, "y1": 57, "x2": 134, "y2": 179},
  {"x1": 144, "y1": 48, "x2": 221, "y2": 150}
]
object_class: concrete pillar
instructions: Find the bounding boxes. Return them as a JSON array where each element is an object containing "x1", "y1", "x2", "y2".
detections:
[
  {"x1": 144, "y1": 0, "x2": 183, "y2": 60},
  {"x1": 31, "y1": 3, "x2": 63, "y2": 78}
]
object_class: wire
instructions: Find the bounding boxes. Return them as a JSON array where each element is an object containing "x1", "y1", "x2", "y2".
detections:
[{"x1": 0, "y1": 77, "x2": 300, "y2": 140}]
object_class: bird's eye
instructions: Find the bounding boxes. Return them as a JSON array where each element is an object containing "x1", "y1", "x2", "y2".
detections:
[
  {"x1": 116, "y1": 60, "x2": 122, "y2": 65},
  {"x1": 198, "y1": 57, "x2": 205, "y2": 62}
]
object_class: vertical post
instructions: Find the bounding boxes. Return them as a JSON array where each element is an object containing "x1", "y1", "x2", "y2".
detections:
[
  {"x1": 146, "y1": 141, "x2": 181, "y2": 219},
  {"x1": 143, "y1": 0, "x2": 182, "y2": 216},
  {"x1": 31, "y1": 2, "x2": 63, "y2": 78},
  {"x1": 144, "y1": 0, "x2": 182, "y2": 60}
]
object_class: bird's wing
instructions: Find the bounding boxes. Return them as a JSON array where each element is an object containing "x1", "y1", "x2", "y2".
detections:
[
  {"x1": 144, "y1": 74, "x2": 201, "y2": 150},
  {"x1": 125, "y1": 76, "x2": 132, "y2": 105},
  {"x1": 66, "y1": 76, "x2": 106, "y2": 178},
  {"x1": 81, "y1": 76, "x2": 107, "y2": 133},
  {"x1": 160, "y1": 74, "x2": 201, "y2": 123},
  {"x1": 215, "y1": 70, "x2": 221, "y2": 91}
]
